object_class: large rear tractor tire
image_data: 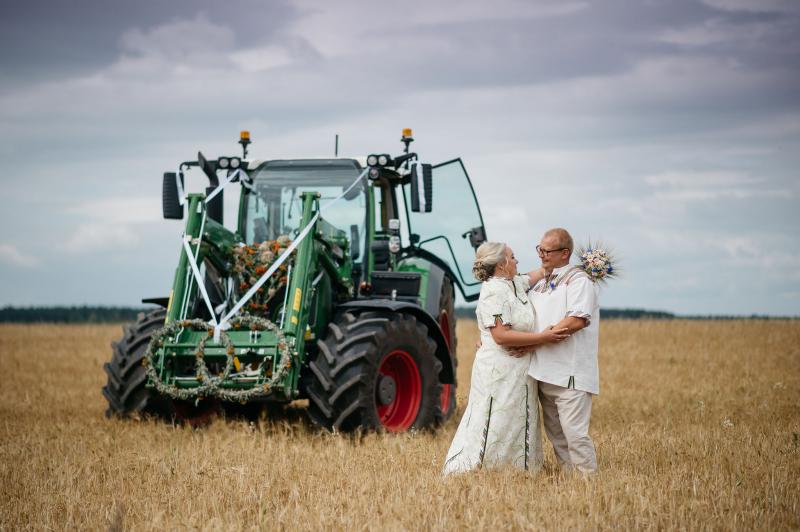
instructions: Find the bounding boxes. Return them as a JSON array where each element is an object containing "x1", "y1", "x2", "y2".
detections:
[
  {"x1": 305, "y1": 310, "x2": 442, "y2": 432},
  {"x1": 102, "y1": 308, "x2": 171, "y2": 418},
  {"x1": 435, "y1": 276, "x2": 458, "y2": 424}
]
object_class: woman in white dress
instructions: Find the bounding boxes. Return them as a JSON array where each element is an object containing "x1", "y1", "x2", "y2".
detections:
[{"x1": 443, "y1": 242, "x2": 570, "y2": 475}]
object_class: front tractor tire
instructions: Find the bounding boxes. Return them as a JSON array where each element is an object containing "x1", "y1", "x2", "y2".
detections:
[
  {"x1": 306, "y1": 310, "x2": 444, "y2": 432},
  {"x1": 102, "y1": 308, "x2": 171, "y2": 418}
]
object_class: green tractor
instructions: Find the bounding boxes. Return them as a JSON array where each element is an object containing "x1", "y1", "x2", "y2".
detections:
[{"x1": 102, "y1": 130, "x2": 487, "y2": 432}]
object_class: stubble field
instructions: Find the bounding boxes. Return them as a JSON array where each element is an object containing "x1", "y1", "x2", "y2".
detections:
[{"x1": 1, "y1": 320, "x2": 798, "y2": 530}]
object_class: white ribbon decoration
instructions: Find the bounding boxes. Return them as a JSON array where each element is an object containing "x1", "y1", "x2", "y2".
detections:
[
  {"x1": 413, "y1": 162, "x2": 426, "y2": 212},
  {"x1": 205, "y1": 168, "x2": 247, "y2": 204},
  {"x1": 177, "y1": 167, "x2": 248, "y2": 208},
  {"x1": 181, "y1": 236, "x2": 219, "y2": 328},
  {"x1": 175, "y1": 171, "x2": 186, "y2": 206},
  {"x1": 177, "y1": 167, "x2": 368, "y2": 340},
  {"x1": 220, "y1": 211, "x2": 320, "y2": 328}
]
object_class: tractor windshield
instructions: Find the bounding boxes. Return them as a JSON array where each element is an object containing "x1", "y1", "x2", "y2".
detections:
[
  {"x1": 403, "y1": 158, "x2": 485, "y2": 301},
  {"x1": 243, "y1": 160, "x2": 366, "y2": 254}
]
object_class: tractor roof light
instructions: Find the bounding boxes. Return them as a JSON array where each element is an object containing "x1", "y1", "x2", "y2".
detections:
[
  {"x1": 401, "y1": 128, "x2": 414, "y2": 155},
  {"x1": 368, "y1": 167, "x2": 381, "y2": 180},
  {"x1": 367, "y1": 154, "x2": 378, "y2": 167},
  {"x1": 239, "y1": 130, "x2": 251, "y2": 158},
  {"x1": 377, "y1": 154, "x2": 391, "y2": 167},
  {"x1": 230, "y1": 157, "x2": 241, "y2": 169},
  {"x1": 218, "y1": 157, "x2": 230, "y2": 169}
]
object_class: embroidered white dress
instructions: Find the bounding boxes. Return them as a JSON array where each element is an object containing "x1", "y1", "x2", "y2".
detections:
[{"x1": 443, "y1": 276, "x2": 543, "y2": 475}]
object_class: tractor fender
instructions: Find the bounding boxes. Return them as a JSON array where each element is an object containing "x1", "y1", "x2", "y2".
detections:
[
  {"x1": 423, "y1": 263, "x2": 445, "y2": 319},
  {"x1": 337, "y1": 300, "x2": 455, "y2": 384},
  {"x1": 141, "y1": 297, "x2": 170, "y2": 308}
]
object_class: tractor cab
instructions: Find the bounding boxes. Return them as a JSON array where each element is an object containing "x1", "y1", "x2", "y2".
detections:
[
  {"x1": 241, "y1": 158, "x2": 367, "y2": 268},
  {"x1": 237, "y1": 143, "x2": 486, "y2": 303}
]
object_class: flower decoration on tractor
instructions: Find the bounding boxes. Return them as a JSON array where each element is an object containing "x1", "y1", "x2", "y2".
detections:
[{"x1": 232, "y1": 235, "x2": 295, "y2": 315}]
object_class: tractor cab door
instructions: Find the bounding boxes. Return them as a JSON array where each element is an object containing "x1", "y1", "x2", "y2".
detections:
[{"x1": 404, "y1": 158, "x2": 486, "y2": 301}]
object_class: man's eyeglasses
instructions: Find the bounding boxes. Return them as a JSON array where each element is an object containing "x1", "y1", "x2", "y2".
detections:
[{"x1": 536, "y1": 245, "x2": 567, "y2": 256}]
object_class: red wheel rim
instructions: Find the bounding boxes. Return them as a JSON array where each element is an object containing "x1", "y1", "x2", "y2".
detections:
[
  {"x1": 439, "y1": 383, "x2": 452, "y2": 413},
  {"x1": 376, "y1": 350, "x2": 421, "y2": 432},
  {"x1": 438, "y1": 312, "x2": 452, "y2": 413}
]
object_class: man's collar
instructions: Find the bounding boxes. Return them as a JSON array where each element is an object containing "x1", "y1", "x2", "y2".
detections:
[{"x1": 551, "y1": 263, "x2": 572, "y2": 275}]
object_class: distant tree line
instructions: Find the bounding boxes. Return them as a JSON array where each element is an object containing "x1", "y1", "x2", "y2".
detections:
[
  {"x1": 0, "y1": 306, "x2": 795, "y2": 323},
  {"x1": 0, "y1": 306, "x2": 150, "y2": 323}
]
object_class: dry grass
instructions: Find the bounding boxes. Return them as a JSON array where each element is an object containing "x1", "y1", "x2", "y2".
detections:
[{"x1": 1, "y1": 320, "x2": 798, "y2": 531}]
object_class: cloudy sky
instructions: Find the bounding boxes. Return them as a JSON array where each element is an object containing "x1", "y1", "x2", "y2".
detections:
[{"x1": 1, "y1": 0, "x2": 798, "y2": 315}]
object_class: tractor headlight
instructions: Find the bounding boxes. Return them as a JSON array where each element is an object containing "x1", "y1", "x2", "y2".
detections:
[
  {"x1": 367, "y1": 154, "x2": 378, "y2": 167},
  {"x1": 377, "y1": 154, "x2": 390, "y2": 167},
  {"x1": 217, "y1": 157, "x2": 230, "y2": 169},
  {"x1": 368, "y1": 167, "x2": 381, "y2": 180},
  {"x1": 230, "y1": 157, "x2": 241, "y2": 169},
  {"x1": 389, "y1": 236, "x2": 401, "y2": 253}
]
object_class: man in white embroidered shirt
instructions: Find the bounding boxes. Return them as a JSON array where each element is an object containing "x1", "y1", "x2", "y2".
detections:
[{"x1": 528, "y1": 227, "x2": 600, "y2": 474}]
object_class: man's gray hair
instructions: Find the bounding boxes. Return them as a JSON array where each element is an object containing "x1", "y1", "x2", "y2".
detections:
[{"x1": 544, "y1": 228, "x2": 574, "y2": 253}]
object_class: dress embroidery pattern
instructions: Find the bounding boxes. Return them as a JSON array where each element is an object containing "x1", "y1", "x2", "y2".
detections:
[
  {"x1": 524, "y1": 383, "x2": 530, "y2": 471},
  {"x1": 478, "y1": 396, "x2": 493, "y2": 468}
]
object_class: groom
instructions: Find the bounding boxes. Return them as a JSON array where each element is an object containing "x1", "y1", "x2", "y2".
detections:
[{"x1": 527, "y1": 228, "x2": 600, "y2": 474}]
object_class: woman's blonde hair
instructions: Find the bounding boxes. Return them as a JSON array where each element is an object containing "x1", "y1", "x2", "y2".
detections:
[{"x1": 472, "y1": 241, "x2": 507, "y2": 281}]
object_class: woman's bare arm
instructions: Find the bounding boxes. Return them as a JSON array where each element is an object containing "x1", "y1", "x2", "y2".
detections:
[{"x1": 527, "y1": 267, "x2": 546, "y2": 286}]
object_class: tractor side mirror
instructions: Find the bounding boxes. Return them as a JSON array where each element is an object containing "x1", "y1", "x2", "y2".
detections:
[
  {"x1": 350, "y1": 224, "x2": 361, "y2": 261},
  {"x1": 410, "y1": 163, "x2": 433, "y2": 212},
  {"x1": 162, "y1": 172, "x2": 184, "y2": 219},
  {"x1": 463, "y1": 226, "x2": 486, "y2": 250}
]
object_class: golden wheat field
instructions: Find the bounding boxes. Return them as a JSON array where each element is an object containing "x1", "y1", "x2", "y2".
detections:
[{"x1": 1, "y1": 320, "x2": 799, "y2": 531}]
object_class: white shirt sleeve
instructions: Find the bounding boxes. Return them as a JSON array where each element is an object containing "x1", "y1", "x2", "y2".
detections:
[
  {"x1": 565, "y1": 275, "x2": 596, "y2": 325},
  {"x1": 477, "y1": 283, "x2": 513, "y2": 328}
]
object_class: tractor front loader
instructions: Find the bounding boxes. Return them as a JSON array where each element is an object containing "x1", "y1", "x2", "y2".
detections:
[{"x1": 102, "y1": 130, "x2": 487, "y2": 432}]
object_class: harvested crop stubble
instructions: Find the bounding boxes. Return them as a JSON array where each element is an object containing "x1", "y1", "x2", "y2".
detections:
[{"x1": 0, "y1": 320, "x2": 798, "y2": 530}]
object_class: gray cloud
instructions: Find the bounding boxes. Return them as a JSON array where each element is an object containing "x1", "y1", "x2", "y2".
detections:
[{"x1": 0, "y1": 0, "x2": 300, "y2": 87}]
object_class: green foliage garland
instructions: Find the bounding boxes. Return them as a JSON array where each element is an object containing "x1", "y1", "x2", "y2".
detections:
[{"x1": 141, "y1": 314, "x2": 293, "y2": 402}]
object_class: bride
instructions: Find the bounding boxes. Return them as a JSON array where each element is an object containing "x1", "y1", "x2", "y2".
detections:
[{"x1": 443, "y1": 242, "x2": 569, "y2": 475}]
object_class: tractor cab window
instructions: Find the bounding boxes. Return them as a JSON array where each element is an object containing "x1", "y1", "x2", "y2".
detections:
[
  {"x1": 243, "y1": 160, "x2": 367, "y2": 261},
  {"x1": 404, "y1": 158, "x2": 485, "y2": 301}
]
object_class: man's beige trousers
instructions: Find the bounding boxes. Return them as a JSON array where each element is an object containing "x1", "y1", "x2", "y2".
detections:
[{"x1": 537, "y1": 380, "x2": 597, "y2": 474}]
